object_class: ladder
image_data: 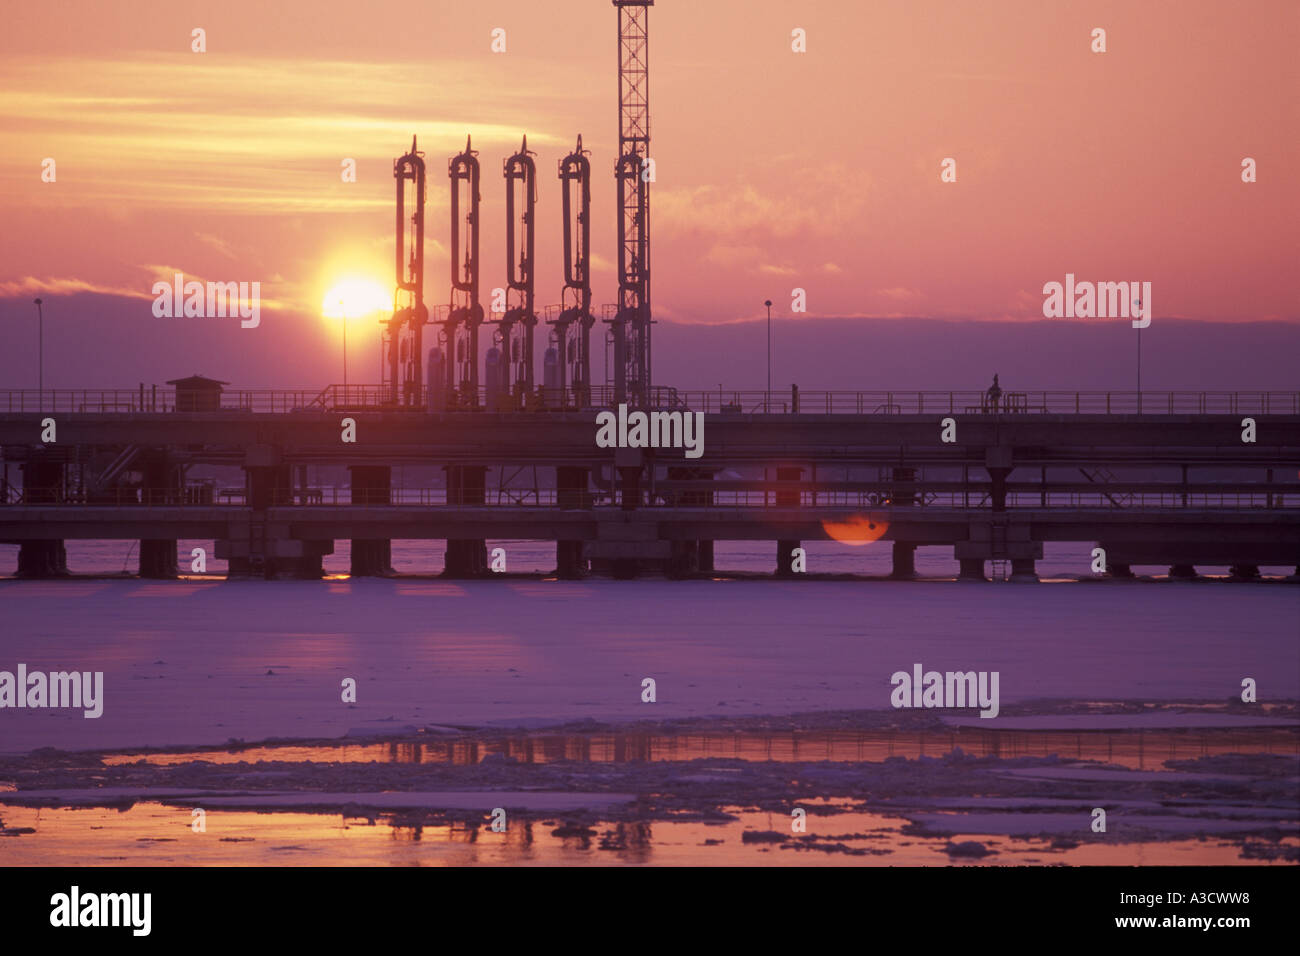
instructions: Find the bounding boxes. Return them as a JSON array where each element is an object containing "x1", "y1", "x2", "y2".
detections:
[{"x1": 1078, "y1": 466, "x2": 1133, "y2": 507}]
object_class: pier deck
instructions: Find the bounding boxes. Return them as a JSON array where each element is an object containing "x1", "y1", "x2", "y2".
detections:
[{"x1": 3, "y1": 388, "x2": 1297, "y2": 578}]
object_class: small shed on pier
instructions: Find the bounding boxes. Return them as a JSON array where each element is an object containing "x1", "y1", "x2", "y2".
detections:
[{"x1": 166, "y1": 375, "x2": 228, "y2": 412}]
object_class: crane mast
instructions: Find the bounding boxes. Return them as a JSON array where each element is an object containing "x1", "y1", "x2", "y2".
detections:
[
  {"x1": 612, "y1": 0, "x2": 653, "y2": 408},
  {"x1": 552, "y1": 135, "x2": 593, "y2": 408},
  {"x1": 389, "y1": 137, "x2": 427, "y2": 407},
  {"x1": 443, "y1": 136, "x2": 483, "y2": 409},
  {"x1": 492, "y1": 135, "x2": 537, "y2": 410}
]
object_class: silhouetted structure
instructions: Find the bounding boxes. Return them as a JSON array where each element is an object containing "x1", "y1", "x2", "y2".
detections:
[{"x1": 166, "y1": 376, "x2": 227, "y2": 412}]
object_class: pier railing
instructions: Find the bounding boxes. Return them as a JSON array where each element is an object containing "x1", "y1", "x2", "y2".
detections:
[
  {"x1": 2, "y1": 387, "x2": 1298, "y2": 416},
  {"x1": 12, "y1": 486, "x2": 1297, "y2": 511}
]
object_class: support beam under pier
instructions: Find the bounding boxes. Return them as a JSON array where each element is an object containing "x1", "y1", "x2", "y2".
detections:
[
  {"x1": 666, "y1": 466, "x2": 714, "y2": 578},
  {"x1": 556, "y1": 465, "x2": 590, "y2": 579},
  {"x1": 774, "y1": 466, "x2": 803, "y2": 577},
  {"x1": 138, "y1": 450, "x2": 180, "y2": 579},
  {"x1": 351, "y1": 465, "x2": 394, "y2": 576},
  {"x1": 17, "y1": 457, "x2": 68, "y2": 577},
  {"x1": 443, "y1": 465, "x2": 486, "y2": 577}
]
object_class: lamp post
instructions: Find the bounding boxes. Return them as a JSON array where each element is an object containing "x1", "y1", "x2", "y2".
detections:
[
  {"x1": 764, "y1": 299, "x2": 772, "y2": 412},
  {"x1": 339, "y1": 297, "x2": 348, "y2": 393},
  {"x1": 32, "y1": 298, "x2": 43, "y2": 412},
  {"x1": 1135, "y1": 294, "x2": 1143, "y2": 414}
]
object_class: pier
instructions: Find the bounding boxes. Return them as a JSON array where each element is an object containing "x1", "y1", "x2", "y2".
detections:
[{"x1": 2, "y1": 386, "x2": 1298, "y2": 580}]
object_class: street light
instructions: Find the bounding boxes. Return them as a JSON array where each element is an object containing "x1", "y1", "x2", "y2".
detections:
[
  {"x1": 339, "y1": 297, "x2": 348, "y2": 392},
  {"x1": 1135, "y1": 294, "x2": 1143, "y2": 414},
  {"x1": 764, "y1": 299, "x2": 773, "y2": 412},
  {"x1": 32, "y1": 298, "x2": 43, "y2": 412}
]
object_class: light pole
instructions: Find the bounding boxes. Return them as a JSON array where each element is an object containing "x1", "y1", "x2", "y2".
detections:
[
  {"x1": 1135, "y1": 294, "x2": 1142, "y2": 414},
  {"x1": 764, "y1": 299, "x2": 772, "y2": 412},
  {"x1": 339, "y1": 297, "x2": 348, "y2": 393},
  {"x1": 32, "y1": 298, "x2": 43, "y2": 412}
]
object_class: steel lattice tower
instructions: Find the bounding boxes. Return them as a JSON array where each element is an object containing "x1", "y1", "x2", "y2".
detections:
[{"x1": 613, "y1": 0, "x2": 652, "y2": 407}]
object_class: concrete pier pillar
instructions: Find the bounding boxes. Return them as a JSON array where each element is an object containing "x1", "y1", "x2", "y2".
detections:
[
  {"x1": 443, "y1": 464, "x2": 486, "y2": 578},
  {"x1": 890, "y1": 541, "x2": 917, "y2": 580},
  {"x1": 139, "y1": 540, "x2": 178, "y2": 578},
  {"x1": 246, "y1": 463, "x2": 291, "y2": 511},
  {"x1": 988, "y1": 467, "x2": 1010, "y2": 513},
  {"x1": 610, "y1": 453, "x2": 643, "y2": 579},
  {"x1": 774, "y1": 465, "x2": 803, "y2": 577},
  {"x1": 958, "y1": 558, "x2": 986, "y2": 581},
  {"x1": 222, "y1": 449, "x2": 294, "y2": 579},
  {"x1": 293, "y1": 541, "x2": 332, "y2": 579},
  {"x1": 224, "y1": 555, "x2": 255, "y2": 579},
  {"x1": 618, "y1": 466, "x2": 641, "y2": 511},
  {"x1": 17, "y1": 540, "x2": 68, "y2": 577},
  {"x1": 698, "y1": 540, "x2": 715, "y2": 573},
  {"x1": 776, "y1": 541, "x2": 800, "y2": 576},
  {"x1": 982, "y1": 445, "x2": 1015, "y2": 515},
  {"x1": 694, "y1": 468, "x2": 715, "y2": 572},
  {"x1": 610, "y1": 561, "x2": 638, "y2": 580},
  {"x1": 17, "y1": 458, "x2": 68, "y2": 577},
  {"x1": 1229, "y1": 564, "x2": 1260, "y2": 581},
  {"x1": 667, "y1": 466, "x2": 714, "y2": 575},
  {"x1": 667, "y1": 540, "x2": 699, "y2": 579},
  {"x1": 1109, "y1": 562, "x2": 1135, "y2": 579},
  {"x1": 1169, "y1": 564, "x2": 1198, "y2": 580},
  {"x1": 556, "y1": 465, "x2": 589, "y2": 579},
  {"x1": 888, "y1": 466, "x2": 918, "y2": 579},
  {"x1": 351, "y1": 465, "x2": 394, "y2": 576},
  {"x1": 889, "y1": 541, "x2": 920, "y2": 580},
  {"x1": 1010, "y1": 558, "x2": 1038, "y2": 582},
  {"x1": 352, "y1": 539, "x2": 393, "y2": 577},
  {"x1": 891, "y1": 467, "x2": 916, "y2": 506},
  {"x1": 557, "y1": 540, "x2": 585, "y2": 579},
  {"x1": 139, "y1": 451, "x2": 180, "y2": 579}
]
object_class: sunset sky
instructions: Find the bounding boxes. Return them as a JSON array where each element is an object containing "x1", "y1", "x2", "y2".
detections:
[{"x1": 0, "y1": 0, "x2": 1296, "y2": 389}]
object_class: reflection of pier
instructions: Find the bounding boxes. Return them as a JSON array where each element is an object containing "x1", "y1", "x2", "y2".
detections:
[
  {"x1": 103, "y1": 724, "x2": 1300, "y2": 774},
  {"x1": 1, "y1": 386, "x2": 1297, "y2": 580}
]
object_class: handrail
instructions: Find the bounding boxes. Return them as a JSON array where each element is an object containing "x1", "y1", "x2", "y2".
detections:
[
  {"x1": 1, "y1": 388, "x2": 1297, "y2": 415},
  {"x1": 6, "y1": 486, "x2": 1295, "y2": 510}
]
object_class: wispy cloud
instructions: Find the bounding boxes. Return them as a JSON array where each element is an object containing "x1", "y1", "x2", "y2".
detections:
[
  {"x1": 0, "y1": 54, "x2": 583, "y2": 215},
  {"x1": 0, "y1": 267, "x2": 298, "y2": 313},
  {"x1": 0, "y1": 275, "x2": 152, "y2": 300},
  {"x1": 877, "y1": 287, "x2": 923, "y2": 301},
  {"x1": 195, "y1": 233, "x2": 239, "y2": 260}
]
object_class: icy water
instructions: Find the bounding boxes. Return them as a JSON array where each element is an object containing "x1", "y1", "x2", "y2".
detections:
[
  {"x1": 3, "y1": 802, "x2": 1288, "y2": 866},
  {"x1": 1, "y1": 538, "x2": 1296, "y2": 866},
  {"x1": 2, "y1": 537, "x2": 1296, "y2": 579},
  {"x1": 97, "y1": 724, "x2": 1300, "y2": 772},
  {"x1": 1, "y1": 722, "x2": 1297, "y2": 866}
]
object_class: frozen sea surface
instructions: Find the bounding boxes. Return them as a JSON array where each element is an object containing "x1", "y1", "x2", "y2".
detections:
[{"x1": 0, "y1": 576, "x2": 1295, "y2": 754}]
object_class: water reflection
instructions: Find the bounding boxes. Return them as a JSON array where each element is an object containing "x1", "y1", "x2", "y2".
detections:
[
  {"x1": 103, "y1": 725, "x2": 1300, "y2": 772},
  {"x1": 1, "y1": 802, "x2": 1292, "y2": 867}
]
